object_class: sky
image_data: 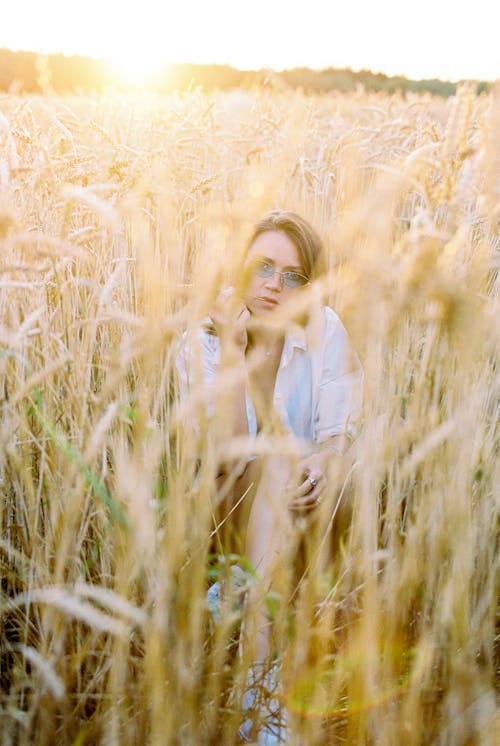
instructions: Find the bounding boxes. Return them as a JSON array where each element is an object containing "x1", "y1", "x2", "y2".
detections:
[{"x1": 1, "y1": 0, "x2": 498, "y2": 83}]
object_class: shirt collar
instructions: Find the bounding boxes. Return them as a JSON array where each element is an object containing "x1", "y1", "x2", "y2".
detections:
[{"x1": 282, "y1": 322, "x2": 308, "y2": 366}]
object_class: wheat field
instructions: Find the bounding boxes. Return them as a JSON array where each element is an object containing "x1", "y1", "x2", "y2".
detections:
[{"x1": 0, "y1": 83, "x2": 498, "y2": 745}]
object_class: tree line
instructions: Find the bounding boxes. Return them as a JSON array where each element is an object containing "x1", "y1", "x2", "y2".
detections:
[{"x1": 0, "y1": 47, "x2": 490, "y2": 97}]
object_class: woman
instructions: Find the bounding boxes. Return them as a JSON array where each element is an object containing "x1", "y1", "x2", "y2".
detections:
[{"x1": 177, "y1": 210, "x2": 362, "y2": 741}]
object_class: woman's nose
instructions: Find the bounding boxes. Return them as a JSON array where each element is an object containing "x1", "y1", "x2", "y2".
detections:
[{"x1": 264, "y1": 270, "x2": 282, "y2": 290}]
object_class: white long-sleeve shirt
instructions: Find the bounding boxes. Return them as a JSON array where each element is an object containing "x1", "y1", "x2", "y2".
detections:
[{"x1": 176, "y1": 306, "x2": 363, "y2": 451}]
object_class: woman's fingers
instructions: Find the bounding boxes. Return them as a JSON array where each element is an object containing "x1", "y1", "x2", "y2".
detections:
[
  {"x1": 210, "y1": 289, "x2": 249, "y2": 350},
  {"x1": 236, "y1": 305, "x2": 250, "y2": 326},
  {"x1": 232, "y1": 305, "x2": 249, "y2": 348},
  {"x1": 288, "y1": 490, "x2": 323, "y2": 512},
  {"x1": 288, "y1": 475, "x2": 325, "y2": 512},
  {"x1": 211, "y1": 287, "x2": 237, "y2": 324},
  {"x1": 295, "y1": 473, "x2": 324, "y2": 498}
]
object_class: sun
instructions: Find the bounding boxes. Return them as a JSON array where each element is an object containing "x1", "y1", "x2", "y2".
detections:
[{"x1": 109, "y1": 51, "x2": 168, "y2": 86}]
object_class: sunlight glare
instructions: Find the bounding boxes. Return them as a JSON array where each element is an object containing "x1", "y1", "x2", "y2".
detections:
[{"x1": 110, "y1": 50, "x2": 166, "y2": 86}]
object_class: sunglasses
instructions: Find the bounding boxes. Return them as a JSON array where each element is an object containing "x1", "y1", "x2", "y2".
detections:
[{"x1": 254, "y1": 260, "x2": 309, "y2": 288}]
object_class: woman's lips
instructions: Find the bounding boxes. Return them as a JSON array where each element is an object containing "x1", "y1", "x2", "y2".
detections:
[{"x1": 256, "y1": 296, "x2": 279, "y2": 306}]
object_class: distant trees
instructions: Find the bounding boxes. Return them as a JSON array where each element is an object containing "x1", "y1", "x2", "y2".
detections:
[
  {"x1": 0, "y1": 49, "x2": 116, "y2": 93},
  {"x1": 0, "y1": 47, "x2": 488, "y2": 97}
]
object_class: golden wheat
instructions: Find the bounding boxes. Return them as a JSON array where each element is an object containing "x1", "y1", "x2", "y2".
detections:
[{"x1": 0, "y1": 83, "x2": 498, "y2": 745}]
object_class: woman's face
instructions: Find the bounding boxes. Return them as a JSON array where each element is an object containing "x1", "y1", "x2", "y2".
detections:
[{"x1": 244, "y1": 230, "x2": 307, "y2": 315}]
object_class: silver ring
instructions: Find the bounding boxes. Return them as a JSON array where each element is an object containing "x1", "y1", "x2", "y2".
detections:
[{"x1": 308, "y1": 476, "x2": 317, "y2": 487}]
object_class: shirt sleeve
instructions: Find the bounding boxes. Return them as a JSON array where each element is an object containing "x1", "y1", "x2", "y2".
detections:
[
  {"x1": 175, "y1": 324, "x2": 220, "y2": 433},
  {"x1": 176, "y1": 325, "x2": 257, "y2": 460},
  {"x1": 313, "y1": 307, "x2": 363, "y2": 444}
]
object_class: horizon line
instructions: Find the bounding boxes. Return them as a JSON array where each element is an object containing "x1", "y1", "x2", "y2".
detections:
[{"x1": 0, "y1": 45, "x2": 495, "y2": 86}]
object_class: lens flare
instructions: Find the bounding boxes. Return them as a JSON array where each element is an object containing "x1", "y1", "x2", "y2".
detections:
[{"x1": 285, "y1": 639, "x2": 434, "y2": 718}]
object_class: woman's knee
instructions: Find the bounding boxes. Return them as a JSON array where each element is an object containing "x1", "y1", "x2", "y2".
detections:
[{"x1": 228, "y1": 453, "x2": 292, "y2": 499}]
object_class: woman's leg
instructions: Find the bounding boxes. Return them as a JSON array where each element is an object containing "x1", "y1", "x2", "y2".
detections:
[
  {"x1": 214, "y1": 453, "x2": 297, "y2": 658},
  {"x1": 241, "y1": 454, "x2": 298, "y2": 663},
  {"x1": 215, "y1": 452, "x2": 336, "y2": 662}
]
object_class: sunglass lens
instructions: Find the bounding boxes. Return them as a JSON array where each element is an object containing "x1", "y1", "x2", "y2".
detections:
[
  {"x1": 256, "y1": 261, "x2": 273, "y2": 278},
  {"x1": 284, "y1": 272, "x2": 308, "y2": 288},
  {"x1": 255, "y1": 261, "x2": 308, "y2": 287}
]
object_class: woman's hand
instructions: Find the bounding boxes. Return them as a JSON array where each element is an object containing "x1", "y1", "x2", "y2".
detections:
[
  {"x1": 287, "y1": 451, "x2": 331, "y2": 513},
  {"x1": 210, "y1": 286, "x2": 250, "y2": 353}
]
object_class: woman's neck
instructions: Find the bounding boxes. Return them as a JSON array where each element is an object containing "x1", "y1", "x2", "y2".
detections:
[{"x1": 247, "y1": 328, "x2": 284, "y2": 358}]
